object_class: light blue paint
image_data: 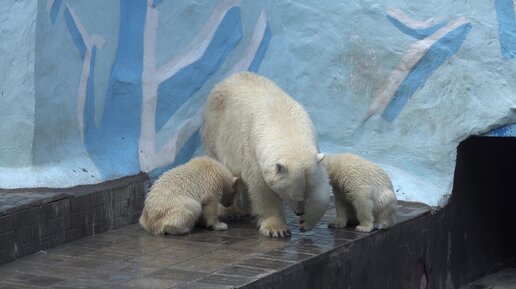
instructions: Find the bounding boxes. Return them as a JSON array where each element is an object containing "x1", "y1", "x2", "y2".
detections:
[
  {"x1": 84, "y1": 46, "x2": 97, "y2": 140},
  {"x1": 0, "y1": 1, "x2": 37, "y2": 169},
  {"x1": 83, "y1": 0, "x2": 146, "y2": 178},
  {"x1": 249, "y1": 24, "x2": 271, "y2": 72},
  {"x1": 154, "y1": 7, "x2": 243, "y2": 133},
  {"x1": 382, "y1": 23, "x2": 472, "y2": 122},
  {"x1": 148, "y1": 130, "x2": 201, "y2": 181},
  {"x1": 386, "y1": 15, "x2": 446, "y2": 40},
  {"x1": 484, "y1": 123, "x2": 516, "y2": 136},
  {"x1": 49, "y1": 0, "x2": 62, "y2": 24},
  {"x1": 33, "y1": 0, "x2": 85, "y2": 167},
  {"x1": 6, "y1": 0, "x2": 516, "y2": 207},
  {"x1": 151, "y1": 0, "x2": 162, "y2": 8},
  {"x1": 151, "y1": 15, "x2": 271, "y2": 181},
  {"x1": 63, "y1": 7, "x2": 86, "y2": 60},
  {"x1": 495, "y1": 0, "x2": 516, "y2": 59},
  {"x1": 151, "y1": 9, "x2": 272, "y2": 178}
]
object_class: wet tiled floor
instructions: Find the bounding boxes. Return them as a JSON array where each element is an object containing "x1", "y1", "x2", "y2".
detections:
[
  {"x1": 460, "y1": 267, "x2": 516, "y2": 289},
  {"x1": 0, "y1": 201, "x2": 430, "y2": 289}
]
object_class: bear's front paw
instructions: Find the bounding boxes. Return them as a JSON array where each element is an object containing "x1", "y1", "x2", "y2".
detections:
[
  {"x1": 209, "y1": 222, "x2": 228, "y2": 231},
  {"x1": 328, "y1": 219, "x2": 348, "y2": 229},
  {"x1": 298, "y1": 218, "x2": 314, "y2": 232},
  {"x1": 259, "y1": 219, "x2": 291, "y2": 238},
  {"x1": 355, "y1": 224, "x2": 373, "y2": 233}
]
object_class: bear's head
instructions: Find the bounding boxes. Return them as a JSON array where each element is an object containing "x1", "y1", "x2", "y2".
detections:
[{"x1": 262, "y1": 153, "x2": 325, "y2": 216}]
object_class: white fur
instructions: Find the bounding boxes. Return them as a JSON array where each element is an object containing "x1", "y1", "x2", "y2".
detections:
[
  {"x1": 139, "y1": 157, "x2": 237, "y2": 235},
  {"x1": 322, "y1": 153, "x2": 397, "y2": 232},
  {"x1": 201, "y1": 72, "x2": 331, "y2": 237}
]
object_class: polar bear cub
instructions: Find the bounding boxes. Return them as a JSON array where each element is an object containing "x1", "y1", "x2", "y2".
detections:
[
  {"x1": 139, "y1": 156, "x2": 237, "y2": 235},
  {"x1": 322, "y1": 153, "x2": 397, "y2": 232}
]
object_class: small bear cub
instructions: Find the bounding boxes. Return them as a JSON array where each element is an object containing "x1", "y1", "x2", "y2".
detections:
[
  {"x1": 139, "y1": 156, "x2": 238, "y2": 235},
  {"x1": 322, "y1": 153, "x2": 397, "y2": 232}
]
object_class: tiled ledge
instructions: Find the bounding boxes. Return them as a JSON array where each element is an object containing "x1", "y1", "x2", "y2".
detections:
[{"x1": 0, "y1": 174, "x2": 148, "y2": 265}]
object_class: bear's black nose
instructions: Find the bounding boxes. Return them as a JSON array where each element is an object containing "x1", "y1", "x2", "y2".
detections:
[{"x1": 295, "y1": 211, "x2": 304, "y2": 216}]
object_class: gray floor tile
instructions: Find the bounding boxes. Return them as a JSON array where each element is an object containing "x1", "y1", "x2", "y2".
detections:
[
  {"x1": 117, "y1": 277, "x2": 184, "y2": 289},
  {"x1": 0, "y1": 272, "x2": 64, "y2": 287},
  {"x1": 0, "y1": 282, "x2": 44, "y2": 289},
  {"x1": 216, "y1": 265, "x2": 274, "y2": 278},
  {"x1": 147, "y1": 268, "x2": 205, "y2": 281}
]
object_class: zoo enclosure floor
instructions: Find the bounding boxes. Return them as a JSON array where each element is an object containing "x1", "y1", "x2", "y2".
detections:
[{"x1": 0, "y1": 200, "x2": 429, "y2": 289}]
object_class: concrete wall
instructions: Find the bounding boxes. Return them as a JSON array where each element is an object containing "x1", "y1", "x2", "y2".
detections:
[
  {"x1": 1, "y1": 0, "x2": 515, "y2": 206},
  {"x1": 0, "y1": 1, "x2": 37, "y2": 168}
]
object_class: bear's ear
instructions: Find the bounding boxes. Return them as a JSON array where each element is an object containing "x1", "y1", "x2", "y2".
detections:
[
  {"x1": 317, "y1": 153, "x2": 325, "y2": 163},
  {"x1": 275, "y1": 163, "x2": 287, "y2": 174},
  {"x1": 232, "y1": 176, "x2": 238, "y2": 185}
]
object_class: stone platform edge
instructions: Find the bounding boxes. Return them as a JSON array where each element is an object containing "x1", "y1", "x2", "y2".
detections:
[{"x1": 0, "y1": 173, "x2": 149, "y2": 265}]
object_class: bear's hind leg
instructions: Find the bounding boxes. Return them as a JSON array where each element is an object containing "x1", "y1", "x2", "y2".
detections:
[
  {"x1": 162, "y1": 200, "x2": 201, "y2": 235},
  {"x1": 328, "y1": 196, "x2": 348, "y2": 229},
  {"x1": 374, "y1": 189, "x2": 397, "y2": 230},
  {"x1": 203, "y1": 197, "x2": 228, "y2": 231},
  {"x1": 350, "y1": 190, "x2": 375, "y2": 233},
  {"x1": 163, "y1": 224, "x2": 192, "y2": 235}
]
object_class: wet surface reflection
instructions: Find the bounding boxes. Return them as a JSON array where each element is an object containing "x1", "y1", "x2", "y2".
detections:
[{"x1": 0, "y1": 201, "x2": 430, "y2": 288}]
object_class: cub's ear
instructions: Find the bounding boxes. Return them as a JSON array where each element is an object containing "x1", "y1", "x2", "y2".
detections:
[
  {"x1": 232, "y1": 177, "x2": 238, "y2": 185},
  {"x1": 317, "y1": 153, "x2": 325, "y2": 163},
  {"x1": 275, "y1": 163, "x2": 287, "y2": 174}
]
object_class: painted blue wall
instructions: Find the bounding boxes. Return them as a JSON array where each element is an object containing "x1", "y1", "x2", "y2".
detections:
[
  {"x1": 0, "y1": 1, "x2": 37, "y2": 169},
  {"x1": 1, "y1": 0, "x2": 515, "y2": 206}
]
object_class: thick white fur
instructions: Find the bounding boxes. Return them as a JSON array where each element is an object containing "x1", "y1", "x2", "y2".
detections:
[
  {"x1": 139, "y1": 157, "x2": 237, "y2": 235},
  {"x1": 201, "y1": 72, "x2": 331, "y2": 238},
  {"x1": 322, "y1": 153, "x2": 397, "y2": 232}
]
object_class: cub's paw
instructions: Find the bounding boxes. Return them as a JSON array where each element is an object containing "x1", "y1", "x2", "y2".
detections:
[
  {"x1": 259, "y1": 219, "x2": 291, "y2": 238},
  {"x1": 328, "y1": 219, "x2": 348, "y2": 229},
  {"x1": 209, "y1": 222, "x2": 228, "y2": 231},
  {"x1": 355, "y1": 224, "x2": 373, "y2": 233},
  {"x1": 298, "y1": 218, "x2": 315, "y2": 232}
]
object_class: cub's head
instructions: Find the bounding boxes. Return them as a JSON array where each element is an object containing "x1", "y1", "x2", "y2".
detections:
[
  {"x1": 262, "y1": 153, "x2": 325, "y2": 216},
  {"x1": 221, "y1": 176, "x2": 239, "y2": 207}
]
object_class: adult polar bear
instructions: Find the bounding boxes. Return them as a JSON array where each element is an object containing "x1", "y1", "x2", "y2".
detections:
[{"x1": 201, "y1": 72, "x2": 331, "y2": 238}]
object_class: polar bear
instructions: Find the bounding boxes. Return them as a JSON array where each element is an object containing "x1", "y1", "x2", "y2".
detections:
[
  {"x1": 201, "y1": 72, "x2": 331, "y2": 238},
  {"x1": 139, "y1": 156, "x2": 237, "y2": 235},
  {"x1": 322, "y1": 153, "x2": 397, "y2": 232}
]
